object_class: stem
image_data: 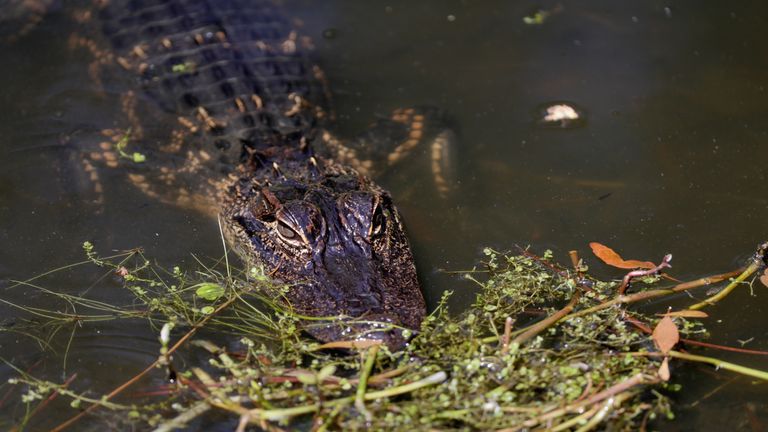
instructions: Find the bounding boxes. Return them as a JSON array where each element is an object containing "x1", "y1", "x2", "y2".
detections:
[
  {"x1": 364, "y1": 371, "x2": 447, "y2": 399},
  {"x1": 550, "y1": 405, "x2": 600, "y2": 432},
  {"x1": 480, "y1": 268, "x2": 741, "y2": 347},
  {"x1": 625, "y1": 314, "x2": 768, "y2": 356},
  {"x1": 152, "y1": 400, "x2": 212, "y2": 432},
  {"x1": 10, "y1": 374, "x2": 79, "y2": 432},
  {"x1": 355, "y1": 344, "x2": 379, "y2": 422},
  {"x1": 315, "y1": 402, "x2": 347, "y2": 432},
  {"x1": 618, "y1": 254, "x2": 672, "y2": 295},
  {"x1": 512, "y1": 291, "x2": 581, "y2": 345},
  {"x1": 246, "y1": 371, "x2": 447, "y2": 423},
  {"x1": 688, "y1": 261, "x2": 761, "y2": 310},
  {"x1": 217, "y1": 215, "x2": 232, "y2": 281},
  {"x1": 500, "y1": 317, "x2": 513, "y2": 355},
  {"x1": 667, "y1": 350, "x2": 768, "y2": 381},
  {"x1": 497, "y1": 374, "x2": 652, "y2": 432},
  {"x1": 574, "y1": 393, "x2": 630, "y2": 432},
  {"x1": 567, "y1": 268, "x2": 742, "y2": 322}
]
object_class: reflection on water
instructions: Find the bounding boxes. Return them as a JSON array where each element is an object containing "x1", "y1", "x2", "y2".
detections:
[{"x1": 1, "y1": 1, "x2": 767, "y2": 429}]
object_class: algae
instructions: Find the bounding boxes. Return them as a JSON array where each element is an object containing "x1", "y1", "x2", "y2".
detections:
[{"x1": 3, "y1": 242, "x2": 767, "y2": 431}]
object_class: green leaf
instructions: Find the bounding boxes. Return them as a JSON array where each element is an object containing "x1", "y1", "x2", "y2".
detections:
[
  {"x1": 296, "y1": 373, "x2": 317, "y2": 385},
  {"x1": 132, "y1": 152, "x2": 146, "y2": 163},
  {"x1": 317, "y1": 364, "x2": 337, "y2": 382},
  {"x1": 200, "y1": 306, "x2": 215, "y2": 314},
  {"x1": 195, "y1": 283, "x2": 225, "y2": 301},
  {"x1": 523, "y1": 11, "x2": 549, "y2": 25}
]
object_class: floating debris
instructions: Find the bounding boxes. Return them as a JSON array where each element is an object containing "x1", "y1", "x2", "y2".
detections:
[
  {"x1": 536, "y1": 101, "x2": 587, "y2": 128},
  {"x1": 523, "y1": 4, "x2": 564, "y2": 25},
  {"x1": 5, "y1": 242, "x2": 768, "y2": 430},
  {"x1": 523, "y1": 10, "x2": 550, "y2": 25}
]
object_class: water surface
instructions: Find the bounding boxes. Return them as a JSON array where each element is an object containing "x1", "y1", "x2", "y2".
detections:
[{"x1": 1, "y1": 1, "x2": 766, "y2": 429}]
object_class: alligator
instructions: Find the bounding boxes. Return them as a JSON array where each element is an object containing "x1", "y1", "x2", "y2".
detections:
[{"x1": 51, "y1": 0, "x2": 454, "y2": 348}]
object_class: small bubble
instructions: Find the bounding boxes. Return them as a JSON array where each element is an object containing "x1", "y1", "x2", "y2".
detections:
[
  {"x1": 447, "y1": 14, "x2": 456, "y2": 22},
  {"x1": 322, "y1": 28, "x2": 338, "y2": 40}
]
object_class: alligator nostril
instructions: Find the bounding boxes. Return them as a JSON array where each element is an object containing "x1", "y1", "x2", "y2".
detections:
[{"x1": 343, "y1": 292, "x2": 382, "y2": 317}]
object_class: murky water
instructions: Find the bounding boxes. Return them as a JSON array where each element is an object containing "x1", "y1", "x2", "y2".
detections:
[{"x1": 0, "y1": 1, "x2": 766, "y2": 430}]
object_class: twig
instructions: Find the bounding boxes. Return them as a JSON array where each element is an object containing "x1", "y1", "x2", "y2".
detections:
[
  {"x1": 512, "y1": 291, "x2": 581, "y2": 345},
  {"x1": 499, "y1": 373, "x2": 653, "y2": 432},
  {"x1": 0, "y1": 359, "x2": 42, "y2": 409},
  {"x1": 480, "y1": 268, "x2": 742, "y2": 346},
  {"x1": 152, "y1": 400, "x2": 212, "y2": 432},
  {"x1": 243, "y1": 371, "x2": 447, "y2": 423},
  {"x1": 618, "y1": 254, "x2": 673, "y2": 295},
  {"x1": 235, "y1": 412, "x2": 251, "y2": 432},
  {"x1": 549, "y1": 404, "x2": 601, "y2": 432},
  {"x1": 574, "y1": 395, "x2": 618, "y2": 432},
  {"x1": 363, "y1": 370, "x2": 447, "y2": 399},
  {"x1": 50, "y1": 296, "x2": 238, "y2": 432},
  {"x1": 632, "y1": 351, "x2": 768, "y2": 381},
  {"x1": 568, "y1": 250, "x2": 580, "y2": 270},
  {"x1": 10, "y1": 373, "x2": 78, "y2": 432},
  {"x1": 625, "y1": 315, "x2": 768, "y2": 355},
  {"x1": 667, "y1": 350, "x2": 768, "y2": 381},
  {"x1": 217, "y1": 215, "x2": 232, "y2": 281},
  {"x1": 516, "y1": 246, "x2": 569, "y2": 278},
  {"x1": 682, "y1": 339, "x2": 768, "y2": 355},
  {"x1": 567, "y1": 268, "x2": 743, "y2": 322},
  {"x1": 500, "y1": 317, "x2": 513, "y2": 355},
  {"x1": 688, "y1": 260, "x2": 761, "y2": 310}
]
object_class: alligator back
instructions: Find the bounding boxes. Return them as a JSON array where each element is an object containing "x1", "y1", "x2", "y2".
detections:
[
  {"x1": 96, "y1": 0, "x2": 329, "y2": 166},
  {"x1": 71, "y1": 0, "x2": 427, "y2": 348}
]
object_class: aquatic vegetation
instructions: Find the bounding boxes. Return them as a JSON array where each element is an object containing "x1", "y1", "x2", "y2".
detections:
[{"x1": 2, "y1": 242, "x2": 767, "y2": 431}]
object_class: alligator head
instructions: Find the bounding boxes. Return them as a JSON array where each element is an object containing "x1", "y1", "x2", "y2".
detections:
[{"x1": 223, "y1": 148, "x2": 425, "y2": 349}]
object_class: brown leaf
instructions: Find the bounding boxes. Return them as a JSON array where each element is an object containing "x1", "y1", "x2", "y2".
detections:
[
  {"x1": 656, "y1": 310, "x2": 709, "y2": 318},
  {"x1": 658, "y1": 357, "x2": 671, "y2": 381},
  {"x1": 652, "y1": 315, "x2": 679, "y2": 355},
  {"x1": 589, "y1": 242, "x2": 656, "y2": 270},
  {"x1": 760, "y1": 269, "x2": 768, "y2": 288}
]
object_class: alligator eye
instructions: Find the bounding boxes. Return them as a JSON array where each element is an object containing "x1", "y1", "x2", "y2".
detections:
[
  {"x1": 370, "y1": 203, "x2": 385, "y2": 237},
  {"x1": 276, "y1": 220, "x2": 300, "y2": 242}
]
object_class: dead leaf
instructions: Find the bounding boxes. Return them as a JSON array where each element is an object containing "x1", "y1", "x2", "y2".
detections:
[
  {"x1": 760, "y1": 268, "x2": 768, "y2": 288},
  {"x1": 589, "y1": 242, "x2": 656, "y2": 269},
  {"x1": 652, "y1": 315, "x2": 679, "y2": 355},
  {"x1": 658, "y1": 357, "x2": 671, "y2": 381},
  {"x1": 656, "y1": 310, "x2": 709, "y2": 318}
]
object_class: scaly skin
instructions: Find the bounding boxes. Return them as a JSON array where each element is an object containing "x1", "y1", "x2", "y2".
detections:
[{"x1": 86, "y1": 0, "x2": 425, "y2": 347}]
